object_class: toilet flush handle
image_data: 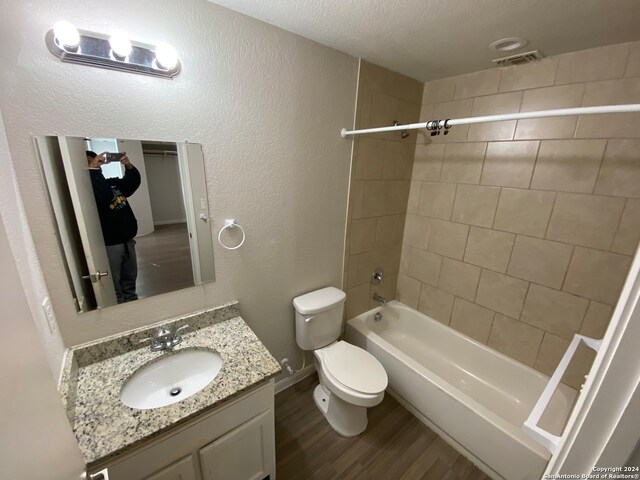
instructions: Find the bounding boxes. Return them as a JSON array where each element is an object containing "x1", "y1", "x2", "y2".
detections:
[{"x1": 304, "y1": 316, "x2": 316, "y2": 323}]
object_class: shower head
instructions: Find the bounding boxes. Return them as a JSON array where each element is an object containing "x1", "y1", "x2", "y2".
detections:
[{"x1": 393, "y1": 121, "x2": 410, "y2": 139}]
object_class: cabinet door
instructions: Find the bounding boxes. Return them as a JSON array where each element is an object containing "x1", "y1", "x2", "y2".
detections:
[
  {"x1": 143, "y1": 455, "x2": 197, "y2": 480},
  {"x1": 199, "y1": 411, "x2": 273, "y2": 480}
]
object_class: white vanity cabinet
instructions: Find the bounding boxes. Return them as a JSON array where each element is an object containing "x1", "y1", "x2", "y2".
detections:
[{"x1": 89, "y1": 380, "x2": 275, "y2": 480}]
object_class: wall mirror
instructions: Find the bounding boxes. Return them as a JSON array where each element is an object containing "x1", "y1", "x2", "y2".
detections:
[{"x1": 34, "y1": 136, "x2": 215, "y2": 313}]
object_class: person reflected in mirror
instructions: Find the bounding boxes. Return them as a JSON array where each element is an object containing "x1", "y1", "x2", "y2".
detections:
[{"x1": 86, "y1": 150, "x2": 141, "y2": 303}]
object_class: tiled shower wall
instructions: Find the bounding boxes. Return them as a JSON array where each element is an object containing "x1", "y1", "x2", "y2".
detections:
[
  {"x1": 343, "y1": 61, "x2": 423, "y2": 318},
  {"x1": 398, "y1": 41, "x2": 640, "y2": 388}
]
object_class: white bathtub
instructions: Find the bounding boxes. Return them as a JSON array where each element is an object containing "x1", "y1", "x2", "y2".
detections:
[{"x1": 345, "y1": 301, "x2": 577, "y2": 480}]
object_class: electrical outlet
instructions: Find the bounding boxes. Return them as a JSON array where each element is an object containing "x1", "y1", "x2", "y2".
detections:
[{"x1": 42, "y1": 297, "x2": 56, "y2": 334}]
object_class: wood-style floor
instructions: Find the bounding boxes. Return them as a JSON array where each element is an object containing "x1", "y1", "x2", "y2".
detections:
[
  {"x1": 275, "y1": 374, "x2": 490, "y2": 480},
  {"x1": 135, "y1": 223, "x2": 194, "y2": 299}
]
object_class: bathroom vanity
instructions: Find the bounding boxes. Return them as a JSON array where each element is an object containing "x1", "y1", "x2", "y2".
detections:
[{"x1": 59, "y1": 302, "x2": 281, "y2": 480}]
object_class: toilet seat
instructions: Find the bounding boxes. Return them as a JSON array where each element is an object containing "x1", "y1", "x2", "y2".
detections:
[{"x1": 315, "y1": 341, "x2": 388, "y2": 406}]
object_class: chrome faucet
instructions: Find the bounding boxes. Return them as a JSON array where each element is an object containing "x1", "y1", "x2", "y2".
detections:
[
  {"x1": 139, "y1": 324, "x2": 189, "y2": 352},
  {"x1": 372, "y1": 293, "x2": 387, "y2": 305}
]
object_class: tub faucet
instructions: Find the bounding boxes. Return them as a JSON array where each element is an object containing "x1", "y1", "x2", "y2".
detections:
[{"x1": 372, "y1": 293, "x2": 387, "y2": 305}]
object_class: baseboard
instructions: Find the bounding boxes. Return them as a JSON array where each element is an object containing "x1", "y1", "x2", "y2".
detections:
[
  {"x1": 153, "y1": 220, "x2": 187, "y2": 226},
  {"x1": 386, "y1": 388, "x2": 504, "y2": 480},
  {"x1": 274, "y1": 365, "x2": 316, "y2": 394}
]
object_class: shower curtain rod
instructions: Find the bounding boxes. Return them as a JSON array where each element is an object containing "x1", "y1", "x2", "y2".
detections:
[{"x1": 340, "y1": 103, "x2": 640, "y2": 137}]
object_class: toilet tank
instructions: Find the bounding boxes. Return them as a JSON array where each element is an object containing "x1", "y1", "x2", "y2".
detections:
[{"x1": 293, "y1": 287, "x2": 346, "y2": 350}]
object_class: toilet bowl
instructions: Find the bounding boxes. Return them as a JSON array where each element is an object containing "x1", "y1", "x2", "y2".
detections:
[
  {"x1": 293, "y1": 287, "x2": 388, "y2": 436},
  {"x1": 313, "y1": 341, "x2": 387, "y2": 436}
]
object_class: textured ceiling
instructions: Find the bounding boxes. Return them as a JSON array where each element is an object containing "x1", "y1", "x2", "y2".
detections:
[{"x1": 207, "y1": 0, "x2": 640, "y2": 82}]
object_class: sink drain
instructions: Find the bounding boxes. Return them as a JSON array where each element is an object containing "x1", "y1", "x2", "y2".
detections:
[{"x1": 169, "y1": 387, "x2": 182, "y2": 397}]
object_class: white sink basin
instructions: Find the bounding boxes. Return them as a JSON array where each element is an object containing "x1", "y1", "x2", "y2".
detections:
[{"x1": 120, "y1": 349, "x2": 223, "y2": 410}]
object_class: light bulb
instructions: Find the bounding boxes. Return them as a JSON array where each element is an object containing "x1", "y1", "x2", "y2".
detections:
[
  {"x1": 53, "y1": 21, "x2": 80, "y2": 49},
  {"x1": 109, "y1": 34, "x2": 132, "y2": 59},
  {"x1": 155, "y1": 43, "x2": 178, "y2": 70}
]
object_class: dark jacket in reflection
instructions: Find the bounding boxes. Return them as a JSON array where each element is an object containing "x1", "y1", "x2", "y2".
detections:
[{"x1": 89, "y1": 166, "x2": 141, "y2": 246}]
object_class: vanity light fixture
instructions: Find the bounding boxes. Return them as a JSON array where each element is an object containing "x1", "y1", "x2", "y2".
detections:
[{"x1": 46, "y1": 21, "x2": 181, "y2": 78}]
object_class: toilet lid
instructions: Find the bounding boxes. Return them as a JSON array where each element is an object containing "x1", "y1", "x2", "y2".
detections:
[{"x1": 323, "y1": 341, "x2": 388, "y2": 394}]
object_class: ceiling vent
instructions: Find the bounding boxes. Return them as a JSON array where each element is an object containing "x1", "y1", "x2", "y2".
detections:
[{"x1": 492, "y1": 50, "x2": 545, "y2": 67}]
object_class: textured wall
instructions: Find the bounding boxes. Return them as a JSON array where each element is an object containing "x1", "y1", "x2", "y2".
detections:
[
  {"x1": 398, "y1": 42, "x2": 640, "y2": 388},
  {"x1": 343, "y1": 61, "x2": 423, "y2": 317},
  {"x1": 0, "y1": 0, "x2": 358, "y2": 380}
]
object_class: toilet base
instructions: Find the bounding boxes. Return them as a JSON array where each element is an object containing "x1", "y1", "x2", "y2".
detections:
[{"x1": 313, "y1": 384, "x2": 367, "y2": 437}]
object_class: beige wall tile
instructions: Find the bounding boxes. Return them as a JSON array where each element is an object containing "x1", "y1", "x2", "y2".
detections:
[
  {"x1": 481, "y1": 141, "x2": 539, "y2": 188},
  {"x1": 454, "y1": 69, "x2": 501, "y2": 99},
  {"x1": 362, "y1": 180, "x2": 411, "y2": 217},
  {"x1": 438, "y1": 258, "x2": 481, "y2": 301},
  {"x1": 450, "y1": 298, "x2": 495, "y2": 344},
  {"x1": 346, "y1": 253, "x2": 358, "y2": 288},
  {"x1": 383, "y1": 141, "x2": 415, "y2": 180},
  {"x1": 430, "y1": 99, "x2": 473, "y2": 143},
  {"x1": 428, "y1": 219, "x2": 469, "y2": 260},
  {"x1": 499, "y1": 58, "x2": 559, "y2": 92},
  {"x1": 451, "y1": 184, "x2": 500, "y2": 228},
  {"x1": 418, "y1": 182, "x2": 456, "y2": 220},
  {"x1": 563, "y1": 247, "x2": 632, "y2": 305},
  {"x1": 595, "y1": 139, "x2": 640, "y2": 199},
  {"x1": 580, "y1": 301, "x2": 613, "y2": 339},
  {"x1": 626, "y1": 42, "x2": 640, "y2": 77},
  {"x1": 493, "y1": 188, "x2": 555, "y2": 238},
  {"x1": 361, "y1": 180, "x2": 386, "y2": 217},
  {"x1": 407, "y1": 181, "x2": 421, "y2": 215},
  {"x1": 468, "y1": 92, "x2": 522, "y2": 141},
  {"x1": 417, "y1": 284, "x2": 454, "y2": 325},
  {"x1": 441, "y1": 143, "x2": 487, "y2": 184},
  {"x1": 350, "y1": 218, "x2": 377, "y2": 254},
  {"x1": 396, "y1": 274, "x2": 421, "y2": 309},
  {"x1": 464, "y1": 227, "x2": 515, "y2": 273},
  {"x1": 520, "y1": 84, "x2": 585, "y2": 112},
  {"x1": 408, "y1": 248, "x2": 443, "y2": 286},
  {"x1": 574, "y1": 112, "x2": 640, "y2": 139},
  {"x1": 353, "y1": 137, "x2": 385, "y2": 180},
  {"x1": 346, "y1": 283, "x2": 371, "y2": 319},
  {"x1": 521, "y1": 284, "x2": 589, "y2": 340},
  {"x1": 467, "y1": 121, "x2": 517, "y2": 143},
  {"x1": 508, "y1": 236, "x2": 573, "y2": 289},
  {"x1": 514, "y1": 117, "x2": 578, "y2": 140},
  {"x1": 403, "y1": 214, "x2": 431, "y2": 250},
  {"x1": 413, "y1": 143, "x2": 445, "y2": 181},
  {"x1": 556, "y1": 44, "x2": 629, "y2": 84},
  {"x1": 488, "y1": 313, "x2": 543, "y2": 367},
  {"x1": 531, "y1": 140, "x2": 606, "y2": 194},
  {"x1": 534, "y1": 333, "x2": 595, "y2": 390},
  {"x1": 422, "y1": 78, "x2": 456, "y2": 104},
  {"x1": 350, "y1": 180, "x2": 364, "y2": 219},
  {"x1": 399, "y1": 244, "x2": 410, "y2": 274},
  {"x1": 612, "y1": 199, "x2": 640, "y2": 255},
  {"x1": 369, "y1": 92, "x2": 421, "y2": 141},
  {"x1": 375, "y1": 214, "x2": 405, "y2": 249},
  {"x1": 476, "y1": 270, "x2": 529, "y2": 319},
  {"x1": 547, "y1": 193, "x2": 626, "y2": 250},
  {"x1": 582, "y1": 77, "x2": 640, "y2": 107}
]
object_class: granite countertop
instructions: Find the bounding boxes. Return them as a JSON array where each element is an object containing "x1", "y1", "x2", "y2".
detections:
[{"x1": 59, "y1": 302, "x2": 281, "y2": 468}]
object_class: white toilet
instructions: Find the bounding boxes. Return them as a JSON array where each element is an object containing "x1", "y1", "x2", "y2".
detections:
[{"x1": 293, "y1": 286, "x2": 388, "y2": 436}]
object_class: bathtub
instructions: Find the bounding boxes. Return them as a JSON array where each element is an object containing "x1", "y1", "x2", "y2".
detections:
[{"x1": 345, "y1": 301, "x2": 577, "y2": 480}]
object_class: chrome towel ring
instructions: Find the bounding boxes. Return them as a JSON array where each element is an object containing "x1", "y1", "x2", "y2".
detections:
[{"x1": 217, "y1": 219, "x2": 246, "y2": 250}]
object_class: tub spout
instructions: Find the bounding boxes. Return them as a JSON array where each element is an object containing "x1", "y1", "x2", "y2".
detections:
[{"x1": 372, "y1": 293, "x2": 387, "y2": 305}]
